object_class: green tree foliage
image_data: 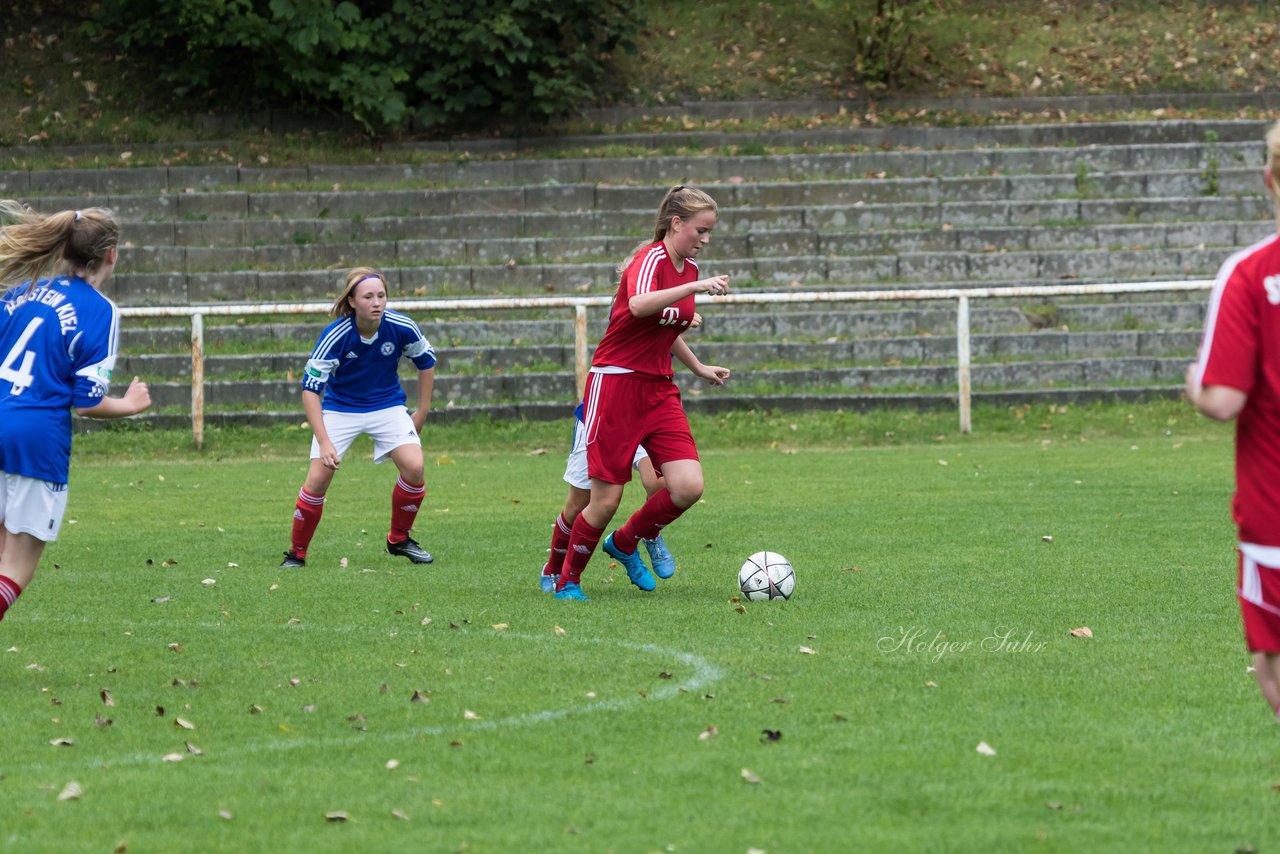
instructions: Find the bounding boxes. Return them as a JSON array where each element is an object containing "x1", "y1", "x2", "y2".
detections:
[{"x1": 85, "y1": 0, "x2": 641, "y2": 132}]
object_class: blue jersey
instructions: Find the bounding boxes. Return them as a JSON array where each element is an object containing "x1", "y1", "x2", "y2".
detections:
[
  {"x1": 300, "y1": 309, "x2": 436, "y2": 412},
  {"x1": 0, "y1": 276, "x2": 119, "y2": 483}
]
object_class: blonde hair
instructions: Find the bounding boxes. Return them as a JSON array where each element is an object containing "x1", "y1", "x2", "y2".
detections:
[
  {"x1": 617, "y1": 185, "x2": 719, "y2": 276},
  {"x1": 330, "y1": 266, "x2": 388, "y2": 318},
  {"x1": 1266, "y1": 121, "x2": 1280, "y2": 205},
  {"x1": 0, "y1": 200, "x2": 119, "y2": 292}
]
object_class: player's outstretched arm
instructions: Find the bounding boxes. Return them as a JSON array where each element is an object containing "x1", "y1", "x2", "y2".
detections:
[
  {"x1": 671, "y1": 337, "x2": 730, "y2": 386},
  {"x1": 74, "y1": 376, "x2": 151, "y2": 419},
  {"x1": 411, "y1": 367, "x2": 434, "y2": 433}
]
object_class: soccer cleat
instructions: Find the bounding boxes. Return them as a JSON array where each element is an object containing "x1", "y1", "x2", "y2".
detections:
[
  {"x1": 540, "y1": 563, "x2": 556, "y2": 593},
  {"x1": 280, "y1": 550, "x2": 306, "y2": 568},
  {"x1": 386, "y1": 536, "x2": 433, "y2": 564},
  {"x1": 603, "y1": 533, "x2": 656, "y2": 591},
  {"x1": 643, "y1": 534, "x2": 676, "y2": 579},
  {"x1": 554, "y1": 582, "x2": 589, "y2": 601}
]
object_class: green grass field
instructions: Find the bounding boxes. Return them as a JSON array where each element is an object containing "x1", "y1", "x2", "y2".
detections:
[{"x1": 0, "y1": 406, "x2": 1272, "y2": 852}]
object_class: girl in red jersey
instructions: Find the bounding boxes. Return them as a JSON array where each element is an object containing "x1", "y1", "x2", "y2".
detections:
[
  {"x1": 1187, "y1": 119, "x2": 1280, "y2": 719},
  {"x1": 555, "y1": 186, "x2": 730, "y2": 600}
]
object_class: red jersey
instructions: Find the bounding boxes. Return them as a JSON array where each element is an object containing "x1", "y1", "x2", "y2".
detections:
[
  {"x1": 1196, "y1": 233, "x2": 1280, "y2": 546},
  {"x1": 591, "y1": 243, "x2": 698, "y2": 376}
]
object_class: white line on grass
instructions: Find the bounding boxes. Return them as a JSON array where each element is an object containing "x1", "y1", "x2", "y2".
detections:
[{"x1": 6, "y1": 626, "x2": 725, "y2": 775}]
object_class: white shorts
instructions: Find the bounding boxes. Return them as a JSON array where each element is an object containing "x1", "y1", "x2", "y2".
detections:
[
  {"x1": 562, "y1": 417, "x2": 648, "y2": 490},
  {"x1": 312, "y1": 406, "x2": 420, "y2": 464},
  {"x1": 0, "y1": 471, "x2": 69, "y2": 542}
]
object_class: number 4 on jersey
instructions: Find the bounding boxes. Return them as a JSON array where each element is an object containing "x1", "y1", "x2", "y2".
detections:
[{"x1": 0, "y1": 317, "x2": 44, "y2": 396}]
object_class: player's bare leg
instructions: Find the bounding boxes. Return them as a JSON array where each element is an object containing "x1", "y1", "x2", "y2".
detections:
[
  {"x1": 1254, "y1": 652, "x2": 1280, "y2": 715},
  {"x1": 0, "y1": 529, "x2": 46, "y2": 620}
]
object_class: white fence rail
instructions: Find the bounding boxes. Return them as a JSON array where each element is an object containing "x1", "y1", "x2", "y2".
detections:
[{"x1": 119, "y1": 280, "x2": 1214, "y2": 448}]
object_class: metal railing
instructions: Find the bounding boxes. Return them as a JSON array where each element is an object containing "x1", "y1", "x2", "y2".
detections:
[{"x1": 118, "y1": 279, "x2": 1214, "y2": 448}]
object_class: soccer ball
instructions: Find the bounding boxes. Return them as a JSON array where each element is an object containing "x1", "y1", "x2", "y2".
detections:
[{"x1": 738, "y1": 551, "x2": 794, "y2": 601}]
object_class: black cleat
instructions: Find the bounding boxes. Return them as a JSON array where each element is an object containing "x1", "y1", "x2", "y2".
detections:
[
  {"x1": 386, "y1": 536, "x2": 433, "y2": 564},
  {"x1": 280, "y1": 550, "x2": 306, "y2": 568}
]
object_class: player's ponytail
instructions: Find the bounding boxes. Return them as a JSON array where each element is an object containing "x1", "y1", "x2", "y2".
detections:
[
  {"x1": 616, "y1": 185, "x2": 719, "y2": 277},
  {"x1": 0, "y1": 201, "x2": 119, "y2": 293}
]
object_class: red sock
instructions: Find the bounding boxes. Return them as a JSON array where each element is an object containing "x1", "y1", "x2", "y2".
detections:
[
  {"x1": 290, "y1": 488, "x2": 325, "y2": 557},
  {"x1": 559, "y1": 516, "x2": 603, "y2": 589},
  {"x1": 545, "y1": 512, "x2": 573, "y2": 577},
  {"x1": 389, "y1": 477, "x2": 425, "y2": 544},
  {"x1": 614, "y1": 488, "x2": 684, "y2": 553},
  {"x1": 0, "y1": 574, "x2": 22, "y2": 622}
]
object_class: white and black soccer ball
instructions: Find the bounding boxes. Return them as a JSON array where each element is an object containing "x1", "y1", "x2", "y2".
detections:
[{"x1": 738, "y1": 551, "x2": 794, "y2": 601}]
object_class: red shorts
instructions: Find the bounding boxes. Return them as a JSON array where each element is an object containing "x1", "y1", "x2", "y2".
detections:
[
  {"x1": 582, "y1": 371, "x2": 698, "y2": 485},
  {"x1": 1239, "y1": 544, "x2": 1280, "y2": 653}
]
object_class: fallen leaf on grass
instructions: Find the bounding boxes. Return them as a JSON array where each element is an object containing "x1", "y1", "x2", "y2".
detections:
[
  {"x1": 410, "y1": 691, "x2": 430, "y2": 704},
  {"x1": 185, "y1": 741, "x2": 203, "y2": 755},
  {"x1": 463, "y1": 710, "x2": 480, "y2": 720},
  {"x1": 1070, "y1": 626, "x2": 1093, "y2": 638},
  {"x1": 49, "y1": 738, "x2": 74, "y2": 747},
  {"x1": 95, "y1": 714, "x2": 112, "y2": 728},
  {"x1": 761, "y1": 729, "x2": 782, "y2": 743},
  {"x1": 976, "y1": 741, "x2": 997, "y2": 756},
  {"x1": 391, "y1": 809, "x2": 409, "y2": 821},
  {"x1": 324, "y1": 811, "x2": 350, "y2": 822},
  {"x1": 218, "y1": 810, "x2": 233, "y2": 820},
  {"x1": 491, "y1": 623, "x2": 508, "y2": 631},
  {"x1": 174, "y1": 717, "x2": 195, "y2": 730},
  {"x1": 201, "y1": 578, "x2": 216, "y2": 587},
  {"x1": 100, "y1": 689, "x2": 114, "y2": 706},
  {"x1": 741, "y1": 768, "x2": 762, "y2": 784},
  {"x1": 698, "y1": 725, "x2": 718, "y2": 741},
  {"x1": 57, "y1": 782, "x2": 83, "y2": 801},
  {"x1": 386, "y1": 759, "x2": 399, "y2": 770},
  {"x1": 161, "y1": 753, "x2": 184, "y2": 762},
  {"x1": 554, "y1": 625, "x2": 566, "y2": 637},
  {"x1": 798, "y1": 646, "x2": 816, "y2": 655},
  {"x1": 167, "y1": 643, "x2": 184, "y2": 653},
  {"x1": 248, "y1": 704, "x2": 263, "y2": 714}
]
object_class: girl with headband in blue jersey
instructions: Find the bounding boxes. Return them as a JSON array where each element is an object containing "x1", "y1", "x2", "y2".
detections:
[{"x1": 280, "y1": 267, "x2": 437, "y2": 568}]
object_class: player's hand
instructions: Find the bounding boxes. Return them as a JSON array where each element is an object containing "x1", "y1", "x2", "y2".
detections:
[
  {"x1": 123, "y1": 376, "x2": 151, "y2": 414},
  {"x1": 411, "y1": 407, "x2": 428, "y2": 433},
  {"x1": 319, "y1": 441, "x2": 341, "y2": 470},
  {"x1": 693, "y1": 275, "x2": 729, "y2": 296},
  {"x1": 701, "y1": 365, "x2": 731, "y2": 386},
  {"x1": 689, "y1": 312, "x2": 703, "y2": 330}
]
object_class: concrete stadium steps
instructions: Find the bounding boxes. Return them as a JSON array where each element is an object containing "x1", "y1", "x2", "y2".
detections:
[{"x1": 11, "y1": 117, "x2": 1255, "y2": 424}]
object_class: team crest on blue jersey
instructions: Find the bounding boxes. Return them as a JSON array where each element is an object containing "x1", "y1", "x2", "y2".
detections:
[{"x1": 381, "y1": 342, "x2": 395, "y2": 356}]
